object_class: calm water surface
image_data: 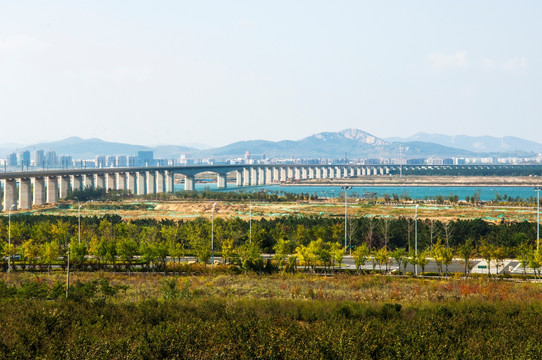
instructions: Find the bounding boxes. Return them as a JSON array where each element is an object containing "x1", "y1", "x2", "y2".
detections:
[{"x1": 174, "y1": 183, "x2": 538, "y2": 202}]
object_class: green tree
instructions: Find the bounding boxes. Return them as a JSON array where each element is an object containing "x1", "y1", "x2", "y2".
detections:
[
  {"x1": 154, "y1": 241, "x2": 169, "y2": 273},
  {"x1": 417, "y1": 250, "x2": 430, "y2": 275},
  {"x1": 140, "y1": 241, "x2": 157, "y2": 270},
  {"x1": 431, "y1": 240, "x2": 445, "y2": 274},
  {"x1": 375, "y1": 247, "x2": 390, "y2": 273},
  {"x1": 330, "y1": 242, "x2": 344, "y2": 271},
  {"x1": 295, "y1": 244, "x2": 314, "y2": 271},
  {"x1": 458, "y1": 239, "x2": 474, "y2": 276},
  {"x1": 309, "y1": 239, "x2": 331, "y2": 274},
  {"x1": 442, "y1": 247, "x2": 454, "y2": 275},
  {"x1": 528, "y1": 249, "x2": 542, "y2": 278},
  {"x1": 493, "y1": 246, "x2": 507, "y2": 275},
  {"x1": 479, "y1": 242, "x2": 494, "y2": 277},
  {"x1": 221, "y1": 238, "x2": 237, "y2": 264},
  {"x1": 352, "y1": 243, "x2": 370, "y2": 274},
  {"x1": 41, "y1": 240, "x2": 60, "y2": 274},
  {"x1": 70, "y1": 239, "x2": 88, "y2": 270},
  {"x1": 239, "y1": 242, "x2": 263, "y2": 274},
  {"x1": 117, "y1": 237, "x2": 138, "y2": 273},
  {"x1": 273, "y1": 238, "x2": 291, "y2": 268},
  {"x1": 517, "y1": 243, "x2": 531, "y2": 274},
  {"x1": 390, "y1": 248, "x2": 407, "y2": 274},
  {"x1": 22, "y1": 239, "x2": 40, "y2": 270}
]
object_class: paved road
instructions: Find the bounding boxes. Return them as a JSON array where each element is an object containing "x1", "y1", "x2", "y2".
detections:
[
  {"x1": 186, "y1": 255, "x2": 529, "y2": 275},
  {"x1": 339, "y1": 256, "x2": 527, "y2": 275},
  {"x1": 9, "y1": 255, "x2": 532, "y2": 275}
]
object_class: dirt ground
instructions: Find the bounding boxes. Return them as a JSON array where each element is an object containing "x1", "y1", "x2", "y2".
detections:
[{"x1": 24, "y1": 198, "x2": 540, "y2": 223}]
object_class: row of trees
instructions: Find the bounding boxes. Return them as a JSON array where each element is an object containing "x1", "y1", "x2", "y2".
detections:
[{"x1": 0, "y1": 213, "x2": 540, "y2": 272}]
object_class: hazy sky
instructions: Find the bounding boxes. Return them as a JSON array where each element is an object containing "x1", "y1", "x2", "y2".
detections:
[{"x1": 1, "y1": 1, "x2": 541, "y2": 147}]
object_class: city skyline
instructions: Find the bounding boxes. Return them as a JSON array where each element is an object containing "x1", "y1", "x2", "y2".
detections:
[{"x1": 1, "y1": 1, "x2": 541, "y2": 146}]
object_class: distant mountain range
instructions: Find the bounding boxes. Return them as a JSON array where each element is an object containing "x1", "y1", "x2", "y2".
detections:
[
  {"x1": 386, "y1": 133, "x2": 542, "y2": 154},
  {"x1": 1, "y1": 129, "x2": 541, "y2": 160},
  {"x1": 17, "y1": 137, "x2": 195, "y2": 159},
  {"x1": 195, "y1": 129, "x2": 474, "y2": 159}
]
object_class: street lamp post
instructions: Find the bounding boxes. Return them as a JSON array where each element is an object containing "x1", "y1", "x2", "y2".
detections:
[
  {"x1": 211, "y1": 202, "x2": 216, "y2": 266},
  {"x1": 341, "y1": 186, "x2": 353, "y2": 253},
  {"x1": 8, "y1": 204, "x2": 16, "y2": 272},
  {"x1": 74, "y1": 197, "x2": 82, "y2": 244},
  {"x1": 415, "y1": 204, "x2": 419, "y2": 276},
  {"x1": 249, "y1": 202, "x2": 253, "y2": 243},
  {"x1": 66, "y1": 240, "x2": 71, "y2": 298},
  {"x1": 536, "y1": 186, "x2": 541, "y2": 250}
]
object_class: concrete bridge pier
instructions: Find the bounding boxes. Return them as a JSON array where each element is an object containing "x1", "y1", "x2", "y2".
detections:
[
  {"x1": 155, "y1": 171, "x2": 165, "y2": 193},
  {"x1": 116, "y1": 173, "x2": 126, "y2": 191},
  {"x1": 146, "y1": 171, "x2": 156, "y2": 194},
  {"x1": 46, "y1": 176, "x2": 58, "y2": 203},
  {"x1": 105, "y1": 174, "x2": 116, "y2": 191},
  {"x1": 321, "y1": 167, "x2": 328, "y2": 178},
  {"x1": 137, "y1": 172, "x2": 146, "y2": 195},
  {"x1": 165, "y1": 171, "x2": 174, "y2": 193},
  {"x1": 258, "y1": 168, "x2": 266, "y2": 185},
  {"x1": 315, "y1": 167, "x2": 322, "y2": 178},
  {"x1": 265, "y1": 167, "x2": 273, "y2": 183},
  {"x1": 236, "y1": 170, "x2": 243, "y2": 187},
  {"x1": 217, "y1": 173, "x2": 227, "y2": 189},
  {"x1": 59, "y1": 176, "x2": 70, "y2": 199},
  {"x1": 294, "y1": 166, "x2": 301, "y2": 180},
  {"x1": 250, "y1": 168, "x2": 259, "y2": 186},
  {"x1": 95, "y1": 174, "x2": 105, "y2": 189},
  {"x1": 184, "y1": 175, "x2": 195, "y2": 191},
  {"x1": 71, "y1": 175, "x2": 82, "y2": 192},
  {"x1": 243, "y1": 168, "x2": 251, "y2": 186},
  {"x1": 301, "y1": 167, "x2": 308, "y2": 179},
  {"x1": 273, "y1": 167, "x2": 280, "y2": 183},
  {"x1": 33, "y1": 178, "x2": 46, "y2": 205},
  {"x1": 84, "y1": 174, "x2": 94, "y2": 189},
  {"x1": 19, "y1": 178, "x2": 32, "y2": 210},
  {"x1": 3, "y1": 179, "x2": 17, "y2": 211},
  {"x1": 279, "y1": 167, "x2": 287, "y2": 182},
  {"x1": 308, "y1": 167, "x2": 315, "y2": 179},
  {"x1": 127, "y1": 173, "x2": 136, "y2": 194}
]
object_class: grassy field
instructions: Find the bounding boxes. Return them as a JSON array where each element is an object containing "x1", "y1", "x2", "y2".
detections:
[
  {"x1": 2, "y1": 273, "x2": 542, "y2": 358},
  {"x1": 25, "y1": 198, "x2": 540, "y2": 223},
  {"x1": 4, "y1": 271, "x2": 542, "y2": 303}
]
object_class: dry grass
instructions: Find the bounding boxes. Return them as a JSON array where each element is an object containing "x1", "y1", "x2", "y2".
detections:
[
  {"x1": 3, "y1": 271, "x2": 542, "y2": 304},
  {"x1": 21, "y1": 198, "x2": 540, "y2": 223}
]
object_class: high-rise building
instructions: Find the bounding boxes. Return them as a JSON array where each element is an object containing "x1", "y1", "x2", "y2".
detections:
[
  {"x1": 127, "y1": 155, "x2": 137, "y2": 167},
  {"x1": 106, "y1": 155, "x2": 116, "y2": 167},
  {"x1": 137, "y1": 151, "x2": 154, "y2": 166},
  {"x1": 33, "y1": 149, "x2": 45, "y2": 167},
  {"x1": 60, "y1": 155, "x2": 73, "y2": 168},
  {"x1": 8, "y1": 153, "x2": 18, "y2": 167},
  {"x1": 46, "y1": 150, "x2": 57, "y2": 167},
  {"x1": 116, "y1": 155, "x2": 128, "y2": 167},
  {"x1": 95, "y1": 155, "x2": 106, "y2": 168},
  {"x1": 20, "y1": 150, "x2": 30, "y2": 168}
]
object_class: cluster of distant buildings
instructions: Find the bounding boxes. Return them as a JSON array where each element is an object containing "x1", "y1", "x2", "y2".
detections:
[
  {"x1": 0, "y1": 150, "x2": 160, "y2": 170},
  {"x1": 2, "y1": 149, "x2": 542, "y2": 171}
]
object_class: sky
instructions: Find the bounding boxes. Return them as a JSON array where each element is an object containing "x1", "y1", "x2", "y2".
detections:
[{"x1": 0, "y1": 1, "x2": 541, "y2": 148}]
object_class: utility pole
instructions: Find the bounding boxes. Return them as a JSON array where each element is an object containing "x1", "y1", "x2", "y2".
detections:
[{"x1": 341, "y1": 186, "x2": 352, "y2": 253}]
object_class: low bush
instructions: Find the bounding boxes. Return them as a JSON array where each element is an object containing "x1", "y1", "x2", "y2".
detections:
[{"x1": 1, "y1": 298, "x2": 542, "y2": 358}]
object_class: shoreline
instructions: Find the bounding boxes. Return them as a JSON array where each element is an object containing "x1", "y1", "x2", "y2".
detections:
[{"x1": 280, "y1": 176, "x2": 542, "y2": 188}]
